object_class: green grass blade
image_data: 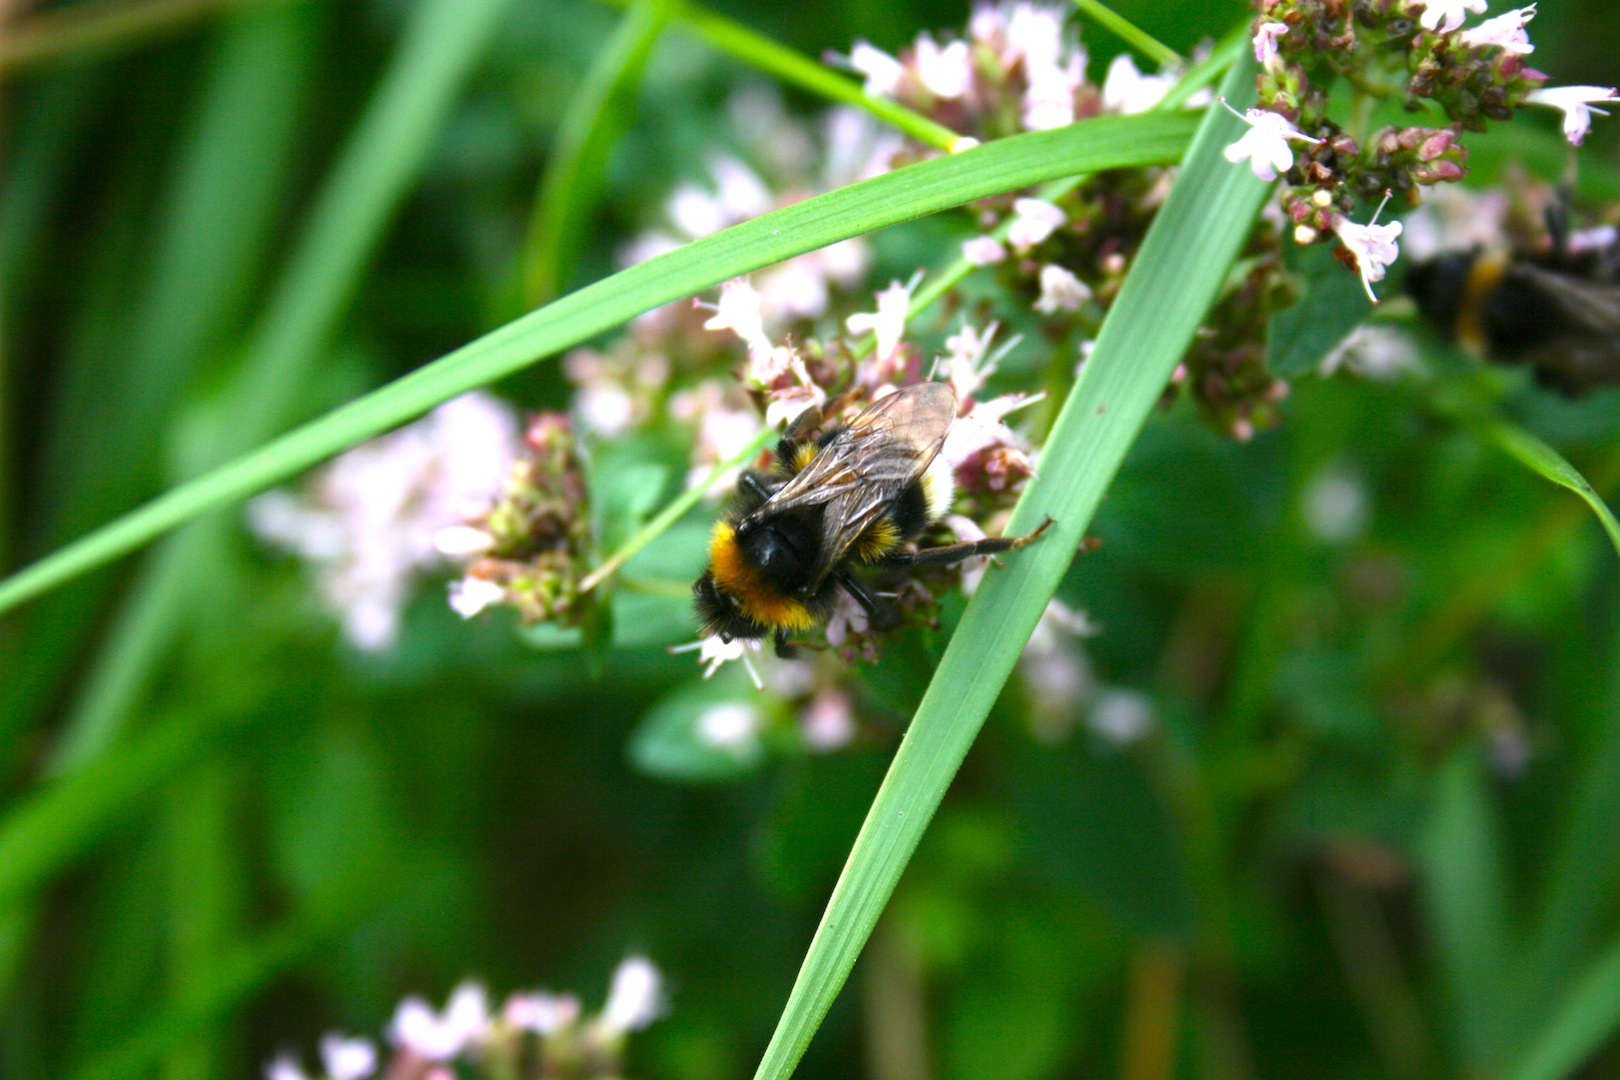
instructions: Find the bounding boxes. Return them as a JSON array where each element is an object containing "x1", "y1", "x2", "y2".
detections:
[
  {"x1": 521, "y1": 0, "x2": 673, "y2": 305},
  {"x1": 1421, "y1": 751, "x2": 1513, "y2": 1071},
  {"x1": 1479, "y1": 418, "x2": 1620, "y2": 561},
  {"x1": 0, "y1": 109, "x2": 1197, "y2": 618},
  {"x1": 655, "y1": 0, "x2": 966, "y2": 152},
  {"x1": 1505, "y1": 934, "x2": 1620, "y2": 1080},
  {"x1": 751, "y1": 56, "x2": 1269, "y2": 1080}
]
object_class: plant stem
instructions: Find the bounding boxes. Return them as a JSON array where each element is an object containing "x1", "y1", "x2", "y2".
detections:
[
  {"x1": 579, "y1": 426, "x2": 774, "y2": 593},
  {"x1": 1072, "y1": 0, "x2": 1182, "y2": 69},
  {"x1": 594, "y1": 0, "x2": 969, "y2": 152}
]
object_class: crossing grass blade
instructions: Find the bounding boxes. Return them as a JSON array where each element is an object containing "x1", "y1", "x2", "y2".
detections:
[
  {"x1": 750, "y1": 55, "x2": 1269, "y2": 1080},
  {"x1": 0, "y1": 109, "x2": 1198, "y2": 618}
]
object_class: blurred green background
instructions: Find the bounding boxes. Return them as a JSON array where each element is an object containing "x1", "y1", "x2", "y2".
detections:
[{"x1": 4, "y1": 1, "x2": 1620, "y2": 1078}]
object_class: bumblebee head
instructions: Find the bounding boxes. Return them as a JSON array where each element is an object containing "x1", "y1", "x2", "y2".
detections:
[{"x1": 693, "y1": 568, "x2": 771, "y2": 642}]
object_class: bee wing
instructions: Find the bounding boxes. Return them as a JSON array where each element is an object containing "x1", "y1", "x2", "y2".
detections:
[
  {"x1": 1508, "y1": 265, "x2": 1620, "y2": 392},
  {"x1": 1510, "y1": 263, "x2": 1620, "y2": 337},
  {"x1": 751, "y1": 383, "x2": 956, "y2": 591}
]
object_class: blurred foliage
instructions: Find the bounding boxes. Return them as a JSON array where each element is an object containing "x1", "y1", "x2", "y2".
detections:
[{"x1": 2, "y1": 1, "x2": 1620, "y2": 1079}]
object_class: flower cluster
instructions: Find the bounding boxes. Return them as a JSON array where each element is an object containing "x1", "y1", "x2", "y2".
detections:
[
  {"x1": 436, "y1": 412, "x2": 595, "y2": 626},
  {"x1": 248, "y1": 393, "x2": 521, "y2": 651},
  {"x1": 846, "y1": 1, "x2": 1191, "y2": 139},
  {"x1": 267, "y1": 958, "x2": 664, "y2": 1080},
  {"x1": 1228, "y1": 0, "x2": 1616, "y2": 301}
]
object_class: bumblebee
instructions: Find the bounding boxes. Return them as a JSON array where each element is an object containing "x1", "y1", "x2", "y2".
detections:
[
  {"x1": 693, "y1": 382, "x2": 1049, "y2": 657},
  {"x1": 1407, "y1": 201, "x2": 1620, "y2": 396}
]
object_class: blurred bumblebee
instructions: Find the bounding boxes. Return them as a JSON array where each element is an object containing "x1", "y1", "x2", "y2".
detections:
[
  {"x1": 1407, "y1": 200, "x2": 1620, "y2": 396},
  {"x1": 693, "y1": 382, "x2": 1050, "y2": 658}
]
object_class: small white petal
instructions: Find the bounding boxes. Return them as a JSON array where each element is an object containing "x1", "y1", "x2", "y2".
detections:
[
  {"x1": 600, "y1": 957, "x2": 664, "y2": 1034},
  {"x1": 845, "y1": 280, "x2": 913, "y2": 362},
  {"x1": 266, "y1": 1053, "x2": 309, "y2": 1080},
  {"x1": 320, "y1": 1035, "x2": 378, "y2": 1080},
  {"x1": 1007, "y1": 198, "x2": 1067, "y2": 251},
  {"x1": 1253, "y1": 20, "x2": 1288, "y2": 65},
  {"x1": 505, "y1": 991, "x2": 581, "y2": 1035},
  {"x1": 1525, "y1": 84, "x2": 1618, "y2": 146},
  {"x1": 850, "y1": 41, "x2": 904, "y2": 96},
  {"x1": 1460, "y1": 5, "x2": 1535, "y2": 53},
  {"x1": 1033, "y1": 264, "x2": 1091, "y2": 315},
  {"x1": 1418, "y1": 0, "x2": 1488, "y2": 33},
  {"x1": 432, "y1": 525, "x2": 495, "y2": 558},
  {"x1": 448, "y1": 575, "x2": 506, "y2": 619},
  {"x1": 915, "y1": 37, "x2": 973, "y2": 99},
  {"x1": 961, "y1": 235, "x2": 1008, "y2": 265}
]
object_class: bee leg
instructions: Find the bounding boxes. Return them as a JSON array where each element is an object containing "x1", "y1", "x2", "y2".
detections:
[
  {"x1": 774, "y1": 628, "x2": 799, "y2": 660},
  {"x1": 883, "y1": 517, "x2": 1055, "y2": 568},
  {"x1": 839, "y1": 573, "x2": 899, "y2": 631},
  {"x1": 739, "y1": 471, "x2": 777, "y2": 503}
]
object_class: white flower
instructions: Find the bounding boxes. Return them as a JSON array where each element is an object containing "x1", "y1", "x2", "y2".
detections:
[
  {"x1": 1318, "y1": 324, "x2": 1419, "y2": 380},
  {"x1": 432, "y1": 525, "x2": 495, "y2": 558},
  {"x1": 801, "y1": 690, "x2": 856, "y2": 751},
  {"x1": 1033, "y1": 264, "x2": 1091, "y2": 314},
  {"x1": 1005, "y1": 3, "x2": 1067, "y2": 72},
  {"x1": 708, "y1": 155, "x2": 772, "y2": 219},
  {"x1": 961, "y1": 235, "x2": 1008, "y2": 265},
  {"x1": 694, "y1": 702, "x2": 763, "y2": 755},
  {"x1": 1334, "y1": 192, "x2": 1403, "y2": 303},
  {"x1": 915, "y1": 36, "x2": 973, "y2": 99},
  {"x1": 390, "y1": 983, "x2": 490, "y2": 1061},
  {"x1": 1418, "y1": 0, "x2": 1487, "y2": 33},
  {"x1": 1089, "y1": 689, "x2": 1154, "y2": 745},
  {"x1": 504, "y1": 992, "x2": 580, "y2": 1036},
  {"x1": 1100, "y1": 54, "x2": 1176, "y2": 115},
  {"x1": 671, "y1": 635, "x2": 765, "y2": 689},
  {"x1": 247, "y1": 393, "x2": 519, "y2": 652},
  {"x1": 1007, "y1": 197, "x2": 1066, "y2": 251},
  {"x1": 845, "y1": 279, "x2": 914, "y2": 364},
  {"x1": 447, "y1": 575, "x2": 506, "y2": 619},
  {"x1": 265, "y1": 1054, "x2": 309, "y2": 1080},
  {"x1": 1525, "y1": 85, "x2": 1618, "y2": 146},
  {"x1": 668, "y1": 184, "x2": 727, "y2": 238},
  {"x1": 940, "y1": 320, "x2": 1002, "y2": 401},
  {"x1": 850, "y1": 40, "x2": 904, "y2": 96},
  {"x1": 1022, "y1": 52, "x2": 1084, "y2": 129},
  {"x1": 823, "y1": 590, "x2": 870, "y2": 647},
  {"x1": 320, "y1": 1035, "x2": 378, "y2": 1080},
  {"x1": 1302, "y1": 464, "x2": 1369, "y2": 543},
  {"x1": 1461, "y1": 4, "x2": 1535, "y2": 52},
  {"x1": 600, "y1": 957, "x2": 664, "y2": 1034},
  {"x1": 941, "y1": 392, "x2": 1040, "y2": 474},
  {"x1": 703, "y1": 278, "x2": 773, "y2": 359},
  {"x1": 1253, "y1": 20, "x2": 1288, "y2": 65},
  {"x1": 1220, "y1": 101, "x2": 1322, "y2": 182}
]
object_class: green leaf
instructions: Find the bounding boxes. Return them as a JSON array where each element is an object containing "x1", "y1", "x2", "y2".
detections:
[
  {"x1": 1420, "y1": 751, "x2": 1513, "y2": 1072},
  {"x1": 1479, "y1": 418, "x2": 1620, "y2": 562},
  {"x1": 628, "y1": 678, "x2": 769, "y2": 782},
  {"x1": 0, "y1": 109, "x2": 1199, "y2": 618},
  {"x1": 750, "y1": 55, "x2": 1271, "y2": 1079},
  {"x1": 1267, "y1": 241, "x2": 1371, "y2": 379}
]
